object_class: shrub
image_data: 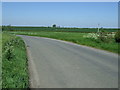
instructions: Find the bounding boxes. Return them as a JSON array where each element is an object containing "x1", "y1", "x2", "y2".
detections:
[
  {"x1": 3, "y1": 41, "x2": 15, "y2": 60},
  {"x1": 97, "y1": 30, "x2": 113, "y2": 43},
  {"x1": 98, "y1": 32, "x2": 108, "y2": 42},
  {"x1": 4, "y1": 45, "x2": 15, "y2": 60},
  {"x1": 115, "y1": 31, "x2": 120, "y2": 43},
  {"x1": 83, "y1": 33, "x2": 98, "y2": 39}
]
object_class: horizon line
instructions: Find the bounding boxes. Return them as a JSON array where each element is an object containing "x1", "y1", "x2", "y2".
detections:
[{"x1": 1, "y1": 24, "x2": 119, "y2": 29}]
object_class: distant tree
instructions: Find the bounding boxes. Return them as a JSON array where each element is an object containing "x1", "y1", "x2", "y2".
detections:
[
  {"x1": 2, "y1": 24, "x2": 13, "y2": 31},
  {"x1": 52, "y1": 24, "x2": 56, "y2": 28}
]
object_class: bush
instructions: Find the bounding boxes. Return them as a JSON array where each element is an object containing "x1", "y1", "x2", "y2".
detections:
[
  {"x1": 3, "y1": 36, "x2": 21, "y2": 61},
  {"x1": 97, "y1": 31, "x2": 109, "y2": 42},
  {"x1": 97, "y1": 30, "x2": 114, "y2": 43},
  {"x1": 115, "y1": 31, "x2": 120, "y2": 43},
  {"x1": 4, "y1": 45, "x2": 15, "y2": 60},
  {"x1": 3, "y1": 40, "x2": 15, "y2": 60}
]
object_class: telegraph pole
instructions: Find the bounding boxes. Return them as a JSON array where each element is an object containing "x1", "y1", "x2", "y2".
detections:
[
  {"x1": 98, "y1": 23, "x2": 100, "y2": 33},
  {"x1": 98, "y1": 24, "x2": 100, "y2": 33}
]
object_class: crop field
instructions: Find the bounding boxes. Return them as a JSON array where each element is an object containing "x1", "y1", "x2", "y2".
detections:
[
  {"x1": 10, "y1": 31, "x2": 119, "y2": 54},
  {"x1": 2, "y1": 33, "x2": 29, "y2": 88},
  {"x1": 4, "y1": 26, "x2": 118, "y2": 33}
]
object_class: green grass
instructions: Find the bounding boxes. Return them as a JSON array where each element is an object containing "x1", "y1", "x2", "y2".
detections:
[
  {"x1": 0, "y1": 32, "x2": 2, "y2": 89},
  {"x1": 11, "y1": 31, "x2": 119, "y2": 54},
  {"x1": 4, "y1": 26, "x2": 118, "y2": 32},
  {"x1": 2, "y1": 32, "x2": 29, "y2": 88}
]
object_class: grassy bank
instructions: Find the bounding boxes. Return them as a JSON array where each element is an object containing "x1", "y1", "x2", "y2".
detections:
[
  {"x1": 0, "y1": 32, "x2": 2, "y2": 89},
  {"x1": 2, "y1": 33, "x2": 29, "y2": 88},
  {"x1": 11, "y1": 31, "x2": 119, "y2": 54}
]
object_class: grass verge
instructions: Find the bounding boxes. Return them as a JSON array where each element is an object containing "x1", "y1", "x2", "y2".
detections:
[
  {"x1": 2, "y1": 32, "x2": 29, "y2": 88},
  {"x1": 0, "y1": 31, "x2": 2, "y2": 89},
  {"x1": 11, "y1": 31, "x2": 119, "y2": 54}
]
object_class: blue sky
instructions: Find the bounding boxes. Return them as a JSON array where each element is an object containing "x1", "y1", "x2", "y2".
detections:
[{"x1": 2, "y1": 2, "x2": 118, "y2": 28}]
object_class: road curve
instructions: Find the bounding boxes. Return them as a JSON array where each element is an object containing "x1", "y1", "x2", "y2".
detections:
[{"x1": 18, "y1": 35, "x2": 118, "y2": 88}]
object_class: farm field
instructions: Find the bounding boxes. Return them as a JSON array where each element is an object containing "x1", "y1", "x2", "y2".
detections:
[
  {"x1": 2, "y1": 32, "x2": 29, "y2": 88},
  {"x1": 10, "y1": 30, "x2": 119, "y2": 54},
  {"x1": 3, "y1": 26, "x2": 118, "y2": 33}
]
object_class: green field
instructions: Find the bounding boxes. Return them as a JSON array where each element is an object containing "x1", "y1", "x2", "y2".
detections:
[
  {"x1": 2, "y1": 33, "x2": 29, "y2": 88},
  {"x1": 11, "y1": 31, "x2": 119, "y2": 54},
  {"x1": 4, "y1": 26, "x2": 119, "y2": 54},
  {"x1": 3, "y1": 26, "x2": 118, "y2": 33}
]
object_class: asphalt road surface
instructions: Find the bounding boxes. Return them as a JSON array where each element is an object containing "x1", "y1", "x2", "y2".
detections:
[{"x1": 18, "y1": 35, "x2": 118, "y2": 88}]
